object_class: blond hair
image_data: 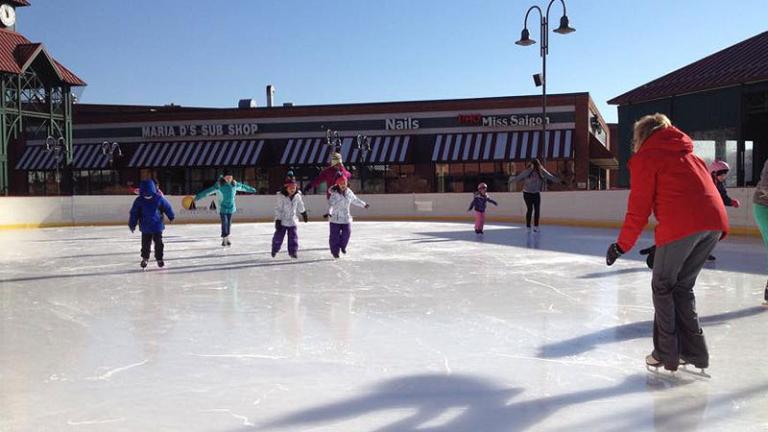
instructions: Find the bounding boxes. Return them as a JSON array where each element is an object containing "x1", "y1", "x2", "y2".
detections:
[{"x1": 633, "y1": 113, "x2": 672, "y2": 151}]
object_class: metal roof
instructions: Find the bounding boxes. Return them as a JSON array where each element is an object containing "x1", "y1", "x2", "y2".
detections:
[
  {"x1": 0, "y1": 29, "x2": 85, "y2": 85},
  {"x1": 608, "y1": 31, "x2": 768, "y2": 105}
]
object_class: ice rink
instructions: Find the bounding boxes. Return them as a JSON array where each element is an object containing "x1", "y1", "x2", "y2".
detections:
[{"x1": 1, "y1": 221, "x2": 767, "y2": 431}]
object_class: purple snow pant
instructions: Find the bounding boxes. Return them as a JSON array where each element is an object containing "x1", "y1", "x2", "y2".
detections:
[
  {"x1": 272, "y1": 225, "x2": 298, "y2": 255},
  {"x1": 329, "y1": 223, "x2": 351, "y2": 256}
]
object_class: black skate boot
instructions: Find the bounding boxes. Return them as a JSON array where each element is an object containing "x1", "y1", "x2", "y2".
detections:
[
  {"x1": 341, "y1": 247, "x2": 346, "y2": 255},
  {"x1": 221, "y1": 237, "x2": 227, "y2": 247},
  {"x1": 225, "y1": 237, "x2": 231, "y2": 247},
  {"x1": 289, "y1": 253, "x2": 298, "y2": 259},
  {"x1": 157, "y1": 260, "x2": 165, "y2": 268},
  {"x1": 140, "y1": 259, "x2": 148, "y2": 269},
  {"x1": 679, "y1": 357, "x2": 710, "y2": 377},
  {"x1": 763, "y1": 280, "x2": 768, "y2": 306},
  {"x1": 271, "y1": 251, "x2": 277, "y2": 258}
]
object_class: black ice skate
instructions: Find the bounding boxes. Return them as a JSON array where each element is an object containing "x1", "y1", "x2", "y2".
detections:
[
  {"x1": 679, "y1": 358, "x2": 711, "y2": 378},
  {"x1": 341, "y1": 248, "x2": 347, "y2": 254},
  {"x1": 157, "y1": 260, "x2": 165, "y2": 268},
  {"x1": 140, "y1": 259, "x2": 148, "y2": 269},
  {"x1": 225, "y1": 237, "x2": 231, "y2": 247},
  {"x1": 763, "y1": 280, "x2": 768, "y2": 306},
  {"x1": 289, "y1": 253, "x2": 298, "y2": 259},
  {"x1": 271, "y1": 251, "x2": 277, "y2": 258}
]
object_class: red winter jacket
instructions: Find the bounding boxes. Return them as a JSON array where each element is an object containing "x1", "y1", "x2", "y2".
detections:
[
  {"x1": 617, "y1": 126, "x2": 728, "y2": 252},
  {"x1": 309, "y1": 164, "x2": 352, "y2": 190}
]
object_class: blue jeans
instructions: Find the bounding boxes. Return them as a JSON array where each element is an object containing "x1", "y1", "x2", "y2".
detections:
[{"x1": 220, "y1": 213, "x2": 233, "y2": 237}]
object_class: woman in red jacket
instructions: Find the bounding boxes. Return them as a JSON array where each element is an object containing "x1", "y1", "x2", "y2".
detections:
[
  {"x1": 304, "y1": 152, "x2": 352, "y2": 197},
  {"x1": 606, "y1": 113, "x2": 728, "y2": 373}
]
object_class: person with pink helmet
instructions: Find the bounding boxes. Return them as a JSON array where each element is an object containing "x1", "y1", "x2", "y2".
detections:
[
  {"x1": 707, "y1": 160, "x2": 740, "y2": 261},
  {"x1": 467, "y1": 182, "x2": 498, "y2": 234}
]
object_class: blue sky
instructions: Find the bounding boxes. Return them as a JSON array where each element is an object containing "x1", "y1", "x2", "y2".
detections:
[{"x1": 20, "y1": 0, "x2": 768, "y2": 122}]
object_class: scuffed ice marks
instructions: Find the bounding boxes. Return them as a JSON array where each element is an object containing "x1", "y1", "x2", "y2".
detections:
[{"x1": 0, "y1": 222, "x2": 767, "y2": 431}]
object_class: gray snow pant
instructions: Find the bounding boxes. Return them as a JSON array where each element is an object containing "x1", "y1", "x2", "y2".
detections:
[{"x1": 651, "y1": 230, "x2": 720, "y2": 370}]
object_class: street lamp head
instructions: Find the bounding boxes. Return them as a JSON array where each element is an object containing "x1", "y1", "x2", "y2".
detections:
[
  {"x1": 553, "y1": 15, "x2": 575, "y2": 34},
  {"x1": 515, "y1": 28, "x2": 536, "y2": 46}
]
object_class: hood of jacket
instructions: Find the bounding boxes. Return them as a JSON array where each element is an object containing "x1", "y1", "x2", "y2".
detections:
[
  {"x1": 139, "y1": 179, "x2": 158, "y2": 197},
  {"x1": 639, "y1": 126, "x2": 693, "y2": 155}
]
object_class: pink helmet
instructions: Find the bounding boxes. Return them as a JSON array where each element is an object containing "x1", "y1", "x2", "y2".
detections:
[
  {"x1": 709, "y1": 160, "x2": 730, "y2": 174},
  {"x1": 477, "y1": 182, "x2": 488, "y2": 190}
]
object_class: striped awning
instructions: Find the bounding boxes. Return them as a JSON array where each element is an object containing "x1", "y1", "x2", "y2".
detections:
[
  {"x1": 15, "y1": 144, "x2": 111, "y2": 171},
  {"x1": 280, "y1": 136, "x2": 411, "y2": 166},
  {"x1": 432, "y1": 130, "x2": 574, "y2": 162},
  {"x1": 128, "y1": 140, "x2": 265, "y2": 168}
]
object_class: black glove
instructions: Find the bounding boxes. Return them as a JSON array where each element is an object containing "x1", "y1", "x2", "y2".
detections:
[
  {"x1": 606, "y1": 243, "x2": 624, "y2": 266},
  {"x1": 639, "y1": 245, "x2": 656, "y2": 269},
  {"x1": 322, "y1": 213, "x2": 329, "y2": 219},
  {"x1": 301, "y1": 211, "x2": 308, "y2": 223},
  {"x1": 275, "y1": 220, "x2": 282, "y2": 230}
]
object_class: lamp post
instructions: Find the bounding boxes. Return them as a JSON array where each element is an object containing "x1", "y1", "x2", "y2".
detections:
[
  {"x1": 45, "y1": 135, "x2": 65, "y2": 195},
  {"x1": 101, "y1": 141, "x2": 122, "y2": 166},
  {"x1": 355, "y1": 134, "x2": 371, "y2": 191},
  {"x1": 324, "y1": 127, "x2": 342, "y2": 153},
  {"x1": 515, "y1": 0, "x2": 575, "y2": 163}
]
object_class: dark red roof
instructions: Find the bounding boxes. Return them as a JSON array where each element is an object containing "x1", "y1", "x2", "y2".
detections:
[
  {"x1": 15, "y1": 42, "x2": 41, "y2": 69},
  {"x1": 0, "y1": 29, "x2": 85, "y2": 86},
  {"x1": 609, "y1": 31, "x2": 768, "y2": 105},
  {"x1": 9, "y1": 0, "x2": 30, "y2": 6}
]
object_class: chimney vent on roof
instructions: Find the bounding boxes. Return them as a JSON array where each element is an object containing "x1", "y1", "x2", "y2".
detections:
[
  {"x1": 266, "y1": 85, "x2": 276, "y2": 107},
  {"x1": 238, "y1": 99, "x2": 257, "y2": 109},
  {"x1": 283, "y1": 102, "x2": 294, "y2": 107}
]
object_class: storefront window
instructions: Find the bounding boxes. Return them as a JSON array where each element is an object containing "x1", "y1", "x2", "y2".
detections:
[
  {"x1": 189, "y1": 168, "x2": 220, "y2": 194},
  {"x1": 384, "y1": 165, "x2": 431, "y2": 193},
  {"x1": 28, "y1": 171, "x2": 47, "y2": 195},
  {"x1": 434, "y1": 162, "x2": 516, "y2": 193},
  {"x1": 91, "y1": 170, "x2": 121, "y2": 194},
  {"x1": 152, "y1": 168, "x2": 183, "y2": 195},
  {"x1": 745, "y1": 141, "x2": 754, "y2": 185},
  {"x1": 357, "y1": 165, "x2": 386, "y2": 194}
]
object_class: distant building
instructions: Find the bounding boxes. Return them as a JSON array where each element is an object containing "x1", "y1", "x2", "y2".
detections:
[
  {"x1": 609, "y1": 31, "x2": 768, "y2": 188},
  {"x1": 11, "y1": 93, "x2": 616, "y2": 195}
]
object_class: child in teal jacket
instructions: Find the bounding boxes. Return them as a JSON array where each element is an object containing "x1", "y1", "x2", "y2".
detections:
[{"x1": 194, "y1": 169, "x2": 257, "y2": 246}]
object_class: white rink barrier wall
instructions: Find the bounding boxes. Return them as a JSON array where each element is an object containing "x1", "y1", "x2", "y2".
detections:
[{"x1": 0, "y1": 189, "x2": 760, "y2": 235}]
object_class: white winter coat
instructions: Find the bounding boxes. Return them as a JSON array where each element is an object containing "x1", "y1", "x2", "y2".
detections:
[
  {"x1": 274, "y1": 191, "x2": 306, "y2": 227},
  {"x1": 327, "y1": 188, "x2": 366, "y2": 224}
]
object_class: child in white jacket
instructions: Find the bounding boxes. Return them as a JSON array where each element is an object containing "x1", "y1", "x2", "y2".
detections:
[
  {"x1": 324, "y1": 176, "x2": 369, "y2": 258},
  {"x1": 272, "y1": 177, "x2": 308, "y2": 258}
]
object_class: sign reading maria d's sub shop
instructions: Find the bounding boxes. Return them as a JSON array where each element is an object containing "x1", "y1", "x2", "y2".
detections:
[{"x1": 142, "y1": 122, "x2": 259, "y2": 138}]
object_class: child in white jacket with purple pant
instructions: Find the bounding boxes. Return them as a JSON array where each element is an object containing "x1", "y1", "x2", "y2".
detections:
[
  {"x1": 272, "y1": 177, "x2": 308, "y2": 258},
  {"x1": 324, "y1": 176, "x2": 369, "y2": 258}
]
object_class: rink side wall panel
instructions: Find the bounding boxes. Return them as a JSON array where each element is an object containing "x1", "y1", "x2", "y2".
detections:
[{"x1": 0, "y1": 189, "x2": 759, "y2": 235}]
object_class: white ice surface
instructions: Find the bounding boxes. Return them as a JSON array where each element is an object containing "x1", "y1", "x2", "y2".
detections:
[{"x1": 1, "y1": 221, "x2": 767, "y2": 432}]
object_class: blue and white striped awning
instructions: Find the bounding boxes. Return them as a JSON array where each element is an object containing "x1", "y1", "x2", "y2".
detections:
[
  {"x1": 128, "y1": 140, "x2": 265, "y2": 168},
  {"x1": 15, "y1": 144, "x2": 111, "y2": 171},
  {"x1": 432, "y1": 130, "x2": 573, "y2": 162},
  {"x1": 280, "y1": 135, "x2": 411, "y2": 166}
]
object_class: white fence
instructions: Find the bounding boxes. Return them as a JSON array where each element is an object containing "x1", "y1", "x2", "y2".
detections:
[{"x1": 0, "y1": 189, "x2": 759, "y2": 235}]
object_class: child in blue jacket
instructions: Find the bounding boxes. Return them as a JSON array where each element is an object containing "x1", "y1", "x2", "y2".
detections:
[{"x1": 129, "y1": 179, "x2": 175, "y2": 268}]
